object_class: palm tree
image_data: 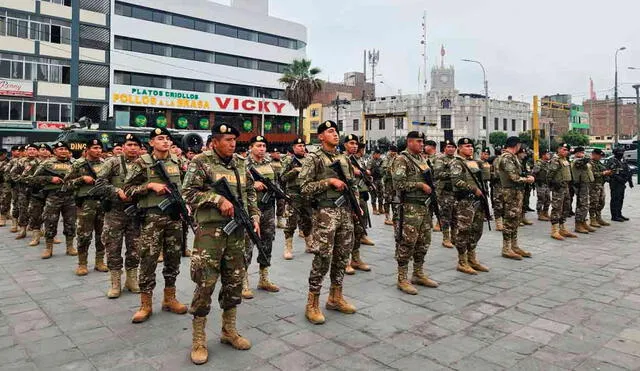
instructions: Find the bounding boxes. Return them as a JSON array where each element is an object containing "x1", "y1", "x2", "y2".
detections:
[{"x1": 279, "y1": 59, "x2": 323, "y2": 138}]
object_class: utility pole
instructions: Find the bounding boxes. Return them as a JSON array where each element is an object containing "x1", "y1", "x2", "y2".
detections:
[
  {"x1": 614, "y1": 46, "x2": 627, "y2": 147},
  {"x1": 368, "y1": 50, "x2": 380, "y2": 99},
  {"x1": 362, "y1": 50, "x2": 366, "y2": 143},
  {"x1": 533, "y1": 95, "x2": 540, "y2": 162},
  {"x1": 633, "y1": 84, "x2": 640, "y2": 182}
]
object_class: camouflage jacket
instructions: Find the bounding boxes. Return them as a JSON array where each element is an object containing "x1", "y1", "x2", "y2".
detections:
[
  {"x1": 9, "y1": 157, "x2": 33, "y2": 185},
  {"x1": 532, "y1": 159, "x2": 550, "y2": 184},
  {"x1": 64, "y1": 157, "x2": 105, "y2": 192},
  {"x1": 381, "y1": 153, "x2": 397, "y2": 183},
  {"x1": 497, "y1": 151, "x2": 528, "y2": 189},
  {"x1": 391, "y1": 150, "x2": 429, "y2": 194},
  {"x1": 281, "y1": 154, "x2": 306, "y2": 193},
  {"x1": 96, "y1": 154, "x2": 138, "y2": 205},
  {"x1": 367, "y1": 157, "x2": 384, "y2": 180},
  {"x1": 590, "y1": 159, "x2": 608, "y2": 185},
  {"x1": 433, "y1": 154, "x2": 455, "y2": 191},
  {"x1": 19, "y1": 158, "x2": 41, "y2": 187},
  {"x1": 31, "y1": 157, "x2": 73, "y2": 188},
  {"x1": 299, "y1": 147, "x2": 358, "y2": 201},
  {"x1": 450, "y1": 154, "x2": 482, "y2": 194}
]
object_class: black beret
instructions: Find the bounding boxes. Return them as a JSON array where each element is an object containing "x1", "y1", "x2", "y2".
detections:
[
  {"x1": 0, "y1": 148, "x2": 6, "y2": 154},
  {"x1": 558, "y1": 143, "x2": 571, "y2": 151},
  {"x1": 318, "y1": 120, "x2": 339, "y2": 134},
  {"x1": 444, "y1": 139, "x2": 457, "y2": 147},
  {"x1": 249, "y1": 135, "x2": 268, "y2": 145},
  {"x1": 457, "y1": 137, "x2": 474, "y2": 146},
  {"x1": 150, "y1": 127, "x2": 172, "y2": 139},
  {"x1": 86, "y1": 138, "x2": 102, "y2": 148},
  {"x1": 39, "y1": 143, "x2": 52, "y2": 152},
  {"x1": 10, "y1": 145, "x2": 19, "y2": 151},
  {"x1": 53, "y1": 141, "x2": 70, "y2": 150},
  {"x1": 26, "y1": 144, "x2": 39, "y2": 150},
  {"x1": 210, "y1": 123, "x2": 239, "y2": 137},
  {"x1": 482, "y1": 147, "x2": 491, "y2": 154},
  {"x1": 292, "y1": 137, "x2": 306, "y2": 145},
  {"x1": 270, "y1": 147, "x2": 279, "y2": 153},
  {"x1": 344, "y1": 134, "x2": 359, "y2": 143},
  {"x1": 592, "y1": 149, "x2": 604, "y2": 156},
  {"x1": 505, "y1": 136, "x2": 521, "y2": 147},
  {"x1": 424, "y1": 140, "x2": 437, "y2": 147},
  {"x1": 123, "y1": 134, "x2": 142, "y2": 146},
  {"x1": 389, "y1": 145, "x2": 398, "y2": 152},
  {"x1": 407, "y1": 131, "x2": 425, "y2": 139},
  {"x1": 573, "y1": 146, "x2": 585, "y2": 153},
  {"x1": 374, "y1": 149, "x2": 382, "y2": 154},
  {"x1": 17, "y1": 145, "x2": 25, "y2": 151}
]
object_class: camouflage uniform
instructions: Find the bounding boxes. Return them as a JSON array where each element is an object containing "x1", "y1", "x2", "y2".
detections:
[
  {"x1": 548, "y1": 154, "x2": 573, "y2": 235},
  {"x1": 348, "y1": 154, "x2": 371, "y2": 271},
  {"x1": 497, "y1": 150, "x2": 531, "y2": 258},
  {"x1": 33, "y1": 158, "x2": 76, "y2": 242},
  {"x1": 245, "y1": 155, "x2": 276, "y2": 269},
  {"x1": 381, "y1": 152, "x2": 397, "y2": 218},
  {"x1": 532, "y1": 159, "x2": 551, "y2": 216},
  {"x1": 7, "y1": 156, "x2": 22, "y2": 221},
  {"x1": 282, "y1": 154, "x2": 313, "y2": 238},
  {"x1": 270, "y1": 157, "x2": 286, "y2": 221},
  {"x1": 571, "y1": 157, "x2": 594, "y2": 229},
  {"x1": 0, "y1": 157, "x2": 12, "y2": 221},
  {"x1": 9, "y1": 156, "x2": 33, "y2": 229},
  {"x1": 368, "y1": 157, "x2": 384, "y2": 212},
  {"x1": 490, "y1": 156, "x2": 504, "y2": 220},
  {"x1": 433, "y1": 153, "x2": 456, "y2": 244},
  {"x1": 589, "y1": 158, "x2": 607, "y2": 223}
]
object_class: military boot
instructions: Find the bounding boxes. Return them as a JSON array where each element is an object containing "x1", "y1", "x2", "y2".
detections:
[
  {"x1": 162, "y1": 287, "x2": 188, "y2": 314},
  {"x1": 397, "y1": 265, "x2": 418, "y2": 295},
  {"x1": 560, "y1": 224, "x2": 577, "y2": 238},
  {"x1": 304, "y1": 235, "x2": 314, "y2": 253},
  {"x1": 191, "y1": 316, "x2": 208, "y2": 365},
  {"x1": 584, "y1": 221, "x2": 597, "y2": 232},
  {"x1": 157, "y1": 251, "x2": 164, "y2": 262},
  {"x1": 521, "y1": 215, "x2": 533, "y2": 225},
  {"x1": 65, "y1": 236, "x2": 77, "y2": 256},
  {"x1": 456, "y1": 253, "x2": 478, "y2": 275},
  {"x1": 0, "y1": 214, "x2": 6, "y2": 226},
  {"x1": 305, "y1": 292, "x2": 325, "y2": 324},
  {"x1": 589, "y1": 214, "x2": 601, "y2": 228},
  {"x1": 538, "y1": 212, "x2": 550, "y2": 221},
  {"x1": 467, "y1": 249, "x2": 490, "y2": 272},
  {"x1": 344, "y1": 262, "x2": 355, "y2": 275},
  {"x1": 442, "y1": 229, "x2": 454, "y2": 248},
  {"x1": 283, "y1": 237, "x2": 294, "y2": 260},
  {"x1": 360, "y1": 235, "x2": 375, "y2": 246},
  {"x1": 350, "y1": 250, "x2": 371, "y2": 272},
  {"x1": 132, "y1": 292, "x2": 153, "y2": 323},
  {"x1": 95, "y1": 253, "x2": 108, "y2": 272},
  {"x1": 372, "y1": 206, "x2": 379, "y2": 215},
  {"x1": 495, "y1": 217, "x2": 504, "y2": 231},
  {"x1": 53, "y1": 236, "x2": 62, "y2": 244},
  {"x1": 511, "y1": 238, "x2": 532, "y2": 258},
  {"x1": 384, "y1": 214, "x2": 394, "y2": 226},
  {"x1": 298, "y1": 230, "x2": 304, "y2": 238},
  {"x1": 220, "y1": 308, "x2": 251, "y2": 350},
  {"x1": 325, "y1": 285, "x2": 356, "y2": 314},
  {"x1": 124, "y1": 268, "x2": 140, "y2": 293},
  {"x1": 107, "y1": 270, "x2": 122, "y2": 299},
  {"x1": 597, "y1": 213, "x2": 611, "y2": 226},
  {"x1": 257, "y1": 267, "x2": 280, "y2": 292},
  {"x1": 502, "y1": 239, "x2": 523, "y2": 260},
  {"x1": 184, "y1": 249, "x2": 192, "y2": 257},
  {"x1": 28, "y1": 229, "x2": 41, "y2": 247},
  {"x1": 551, "y1": 224, "x2": 565, "y2": 240},
  {"x1": 75, "y1": 253, "x2": 89, "y2": 276},
  {"x1": 411, "y1": 265, "x2": 439, "y2": 287},
  {"x1": 574, "y1": 221, "x2": 589, "y2": 234},
  {"x1": 433, "y1": 220, "x2": 441, "y2": 232},
  {"x1": 9, "y1": 218, "x2": 18, "y2": 233},
  {"x1": 241, "y1": 272, "x2": 254, "y2": 299},
  {"x1": 15, "y1": 226, "x2": 27, "y2": 239},
  {"x1": 41, "y1": 239, "x2": 53, "y2": 259}
]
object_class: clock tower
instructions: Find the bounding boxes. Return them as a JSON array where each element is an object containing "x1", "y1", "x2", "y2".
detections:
[{"x1": 431, "y1": 66, "x2": 455, "y2": 91}]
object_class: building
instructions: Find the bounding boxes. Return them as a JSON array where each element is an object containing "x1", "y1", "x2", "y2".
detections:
[
  {"x1": 569, "y1": 104, "x2": 589, "y2": 134},
  {"x1": 541, "y1": 94, "x2": 571, "y2": 137},
  {"x1": 0, "y1": 0, "x2": 111, "y2": 149},
  {"x1": 312, "y1": 71, "x2": 375, "y2": 106},
  {"x1": 583, "y1": 98, "x2": 637, "y2": 141},
  {"x1": 110, "y1": 0, "x2": 306, "y2": 145}
]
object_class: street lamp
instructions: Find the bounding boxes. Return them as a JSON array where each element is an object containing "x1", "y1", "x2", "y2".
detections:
[
  {"x1": 332, "y1": 95, "x2": 350, "y2": 129},
  {"x1": 614, "y1": 46, "x2": 627, "y2": 147},
  {"x1": 462, "y1": 59, "x2": 490, "y2": 144},
  {"x1": 632, "y1": 82, "x2": 640, "y2": 183}
]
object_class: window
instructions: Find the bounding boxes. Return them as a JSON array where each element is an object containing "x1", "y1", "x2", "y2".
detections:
[
  {"x1": 17, "y1": 19, "x2": 28, "y2": 39},
  {"x1": 60, "y1": 27, "x2": 70, "y2": 44},
  {"x1": 215, "y1": 54, "x2": 237, "y2": 67},
  {"x1": 237, "y1": 57, "x2": 256, "y2": 69},
  {"x1": 379, "y1": 118, "x2": 385, "y2": 130},
  {"x1": 23, "y1": 102, "x2": 32, "y2": 121},
  {"x1": 258, "y1": 60, "x2": 278, "y2": 73},
  {"x1": 441, "y1": 114, "x2": 452, "y2": 129},
  {"x1": 153, "y1": 10, "x2": 170, "y2": 24},
  {"x1": 114, "y1": 71, "x2": 131, "y2": 85},
  {"x1": 132, "y1": 40, "x2": 153, "y2": 54},
  {"x1": 114, "y1": 37, "x2": 131, "y2": 50},
  {"x1": 36, "y1": 63, "x2": 48, "y2": 81},
  {"x1": 48, "y1": 103, "x2": 60, "y2": 122},
  {"x1": 131, "y1": 73, "x2": 152, "y2": 87},
  {"x1": 36, "y1": 102, "x2": 47, "y2": 121},
  {"x1": 366, "y1": 119, "x2": 372, "y2": 130},
  {"x1": 0, "y1": 101, "x2": 8, "y2": 120},
  {"x1": 523, "y1": 120, "x2": 527, "y2": 131},
  {"x1": 238, "y1": 29, "x2": 257, "y2": 42},
  {"x1": 494, "y1": 117, "x2": 498, "y2": 130},
  {"x1": 215, "y1": 83, "x2": 252, "y2": 97},
  {"x1": 441, "y1": 99, "x2": 451, "y2": 109},
  {"x1": 6, "y1": 18, "x2": 18, "y2": 37},
  {"x1": 152, "y1": 43, "x2": 169, "y2": 57},
  {"x1": 0, "y1": 16, "x2": 6, "y2": 36},
  {"x1": 482, "y1": 116, "x2": 487, "y2": 130},
  {"x1": 194, "y1": 81, "x2": 213, "y2": 93},
  {"x1": 278, "y1": 38, "x2": 297, "y2": 49},
  {"x1": 0, "y1": 60, "x2": 9, "y2": 78},
  {"x1": 503, "y1": 118, "x2": 507, "y2": 131},
  {"x1": 338, "y1": 120, "x2": 343, "y2": 132},
  {"x1": 512, "y1": 119, "x2": 516, "y2": 131},
  {"x1": 10, "y1": 61, "x2": 22, "y2": 79},
  {"x1": 62, "y1": 66, "x2": 70, "y2": 84},
  {"x1": 194, "y1": 20, "x2": 213, "y2": 33},
  {"x1": 194, "y1": 50, "x2": 213, "y2": 63},
  {"x1": 61, "y1": 104, "x2": 71, "y2": 122},
  {"x1": 115, "y1": 3, "x2": 132, "y2": 17},
  {"x1": 395, "y1": 117, "x2": 403, "y2": 129},
  {"x1": 215, "y1": 24, "x2": 237, "y2": 38},
  {"x1": 151, "y1": 76, "x2": 167, "y2": 88},
  {"x1": 172, "y1": 15, "x2": 195, "y2": 29},
  {"x1": 172, "y1": 78, "x2": 194, "y2": 91},
  {"x1": 9, "y1": 101, "x2": 22, "y2": 120},
  {"x1": 132, "y1": 6, "x2": 153, "y2": 21},
  {"x1": 49, "y1": 65, "x2": 61, "y2": 83},
  {"x1": 172, "y1": 46, "x2": 194, "y2": 60},
  {"x1": 353, "y1": 119, "x2": 359, "y2": 131},
  {"x1": 258, "y1": 33, "x2": 278, "y2": 46}
]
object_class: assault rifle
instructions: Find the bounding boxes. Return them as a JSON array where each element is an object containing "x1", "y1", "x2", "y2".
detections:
[
  {"x1": 40, "y1": 167, "x2": 68, "y2": 192},
  {"x1": 404, "y1": 156, "x2": 442, "y2": 230},
  {"x1": 249, "y1": 167, "x2": 290, "y2": 205},
  {"x1": 328, "y1": 161, "x2": 366, "y2": 233},
  {"x1": 349, "y1": 155, "x2": 377, "y2": 193},
  {"x1": 459, "y1": 160, "x2": 492, "y2": 231},
  {"x1": 152, "y1": 160, "x2": 197, "y2": 233}
]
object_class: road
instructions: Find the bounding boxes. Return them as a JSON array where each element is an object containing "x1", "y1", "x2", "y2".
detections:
[{"x1": 1, "y1": 189, "x2": 640, "y2": 370}]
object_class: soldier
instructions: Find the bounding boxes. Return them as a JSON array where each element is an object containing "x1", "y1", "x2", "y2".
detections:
[
  {"x1": 183, "y1": 123, "x2": 259, "y2": 364},
  {"x1": 548, "y1": 143, "x2": 577, "y2": 240},
  {"x1": 123, "y1": 127, "x2": 188, "y2": 323},
  {"x1": 490, "y1": 147, "x2": 505, "y2": 231},
  {"x1": 450, "y1": 138, "x2": 490, "y2": 274},
  {"x1": 33, "y1": 142, "x2": 78, "y2": 258},
  {"x1": 392, "y1": 131, "x2": 439, "y2": 295},
  {"x1": 65, "y1": 139, "x2": 107, "y2": 275},
  {"x1": 0, "y1": 148, "x2": 10, "y2": 226},
  {"x1": 532, "y1": 150, "x2": 552, "y2": 221},
  {"x1": 300, "y1": 120, "x2": 357, "y2": 324},
  {"x1": 589, "y1": 149, "x2": 612, "y2": 227},
  {"x1": 10, "y1": 144, "x2": 39, "y2": 239},
  {"x1": 269, "y1": 147, "x2": 286, "y2": 229},
  {"x1": 22, "y1": 144, "x2": 51, "y2": 246},
  {"x1": 478, "y1": 148, "x2": 492, "y2": 190},
  {"x1": 497, "y1": 137, "x2": 535, "y2": 259},
  {"x1": 607, "y1": 147, "x2": 634, "y2": 221},
  {"x1": 517, "y1": 148, "x2": 534, "y2": 226},
  {"x1": 571, "y1": 146, "x2": 597, "y2": 234},
  {"x1": 381, "y1": 145, "x2": 398, "y2": 226},
  {"x1": 97, "y1": 134, "x2": 141, "y2": 298},
  {"x1": 433, "y1": 140, "x2": 457, "y2": 248},
  {"x1": 281, "y1": 138, "x2": 313, "y2": 259},
  {"x1": 7, "y1": 146, "x2": 24, "y2": 232},
  {"x1": 242, "y1": 135, "x2": 280, "y2": 299},
  {"x1": 368, "y1": 149, "x2": 384, "y2": 215},
  {"x1": 112, "y1": 142, "x2": 123, "y2": 157},
  {"x1": 424, "y1": 140, "x2": 441, "y2": 231}
]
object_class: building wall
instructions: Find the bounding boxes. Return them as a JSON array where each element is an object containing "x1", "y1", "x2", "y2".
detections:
[
  {"x1": 583, "y1": 99, "x2": 637, "y2": 139},
  {"x1": 312, "y1": 72, "x2": 375, "y2": 106}
]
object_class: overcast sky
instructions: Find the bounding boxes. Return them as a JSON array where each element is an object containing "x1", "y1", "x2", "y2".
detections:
[{"x1": 218, "y1": 0, "x2": 640, "y2": 104}]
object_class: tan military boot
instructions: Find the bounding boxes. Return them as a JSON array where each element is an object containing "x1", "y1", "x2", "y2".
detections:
[
  {"x1": 372, "y1": 206, "x2": 379, "y2": 215},
  {"x1": 521, "y1": 215, "x2": 533, "y2": 225},
  {"x1": 28, "y1": 229, "x2": 41, "y2": 247},
  {"x1": 326, "y1": 285, "x2": 356, "y2": 314},
  {"x1": 305, "y1": 292, "x2": 325, "y2": 324},
  {"x1": 53, "y1": 236, "x2": 62, "y2": 244},
  {"x1": 597, "y1": 213, "x2": 611, "y2": 226},
  {"x1": 162, "y1": 287, "x2": 188, "y2": 314},
  {"x1": 0, "y1": 214, "x2": 6, "y2": 226},
  {"x1": 411, "y1": 265, "x2": 439, "y2": 287},
  {"x1": 384, "y1": 214, "x2": 394, "y2": 225},
  {"x1": 298, "y1": 230, "x2": 304, "y2": 238},
  {"x1": 15, "y1": 226, "x2": 27, "y2": 239},
  {"x1": 257, "y1": 267, "x2": 280, "y2": 292},
  {"x1": 132, "y1": 292, "x2": 153, "y2": 323},
  {"x1": 442, "y1": 229, "x2": 454, "y2": 248},
  {"x1": 220, "y1": 307, "x2": 251, "y2": 350},
  {"x1": 589, "y1": 214, "x2": 601, "y2": 228},
  {"x1": 344, "y1": 263, "x2": 355, "y2": 275},
  {"x1": 191, "y1": 316, "x2": 208, "y2": 365},
  {"x1": 397, "y1": 265, "x2": 418, "y2": 295},
  {"x1": 304, "y1": 235, "x2": 313, "y2": 253},
  {"x1": 351, "y1": 250, "x2": 371, "y2": 271},
  {"x1": 95, "y1": 254, "x2": 108, "y2": 272},
  {"x1": 574, "y1": 221, "x2": 589, "y2": 234},
  {"x1": 468, "y1": 249, "x2": 490, "y2": 272},
  {"x1": 360, "y1": 235, "x2": 375, "y2": 246},
  {"x1": 157, "y1": 251, "x2": 164, "y2": 262},
  {"x1": 9, "y1": 218, "x2": 18, "y2": 233},
  {"x1": 560, "y1": 224, "x2": 578, "y2": 238},
  {"x1": 124, "y1": 268, "x2": 140, "y2": 293},
  {"x1": 433, "y1": 221, "x2": 441, "y2": 232},
  {"x1": 538, "y1": 212, "x2": 550, "y2": 221},
  {"x1": 550, "y1": 224, "x2": 564, "y2": 240},
  {"x1": 65, "y1": 236, "x2": 77, "y2": 256},
  {"x1": 584, "y1": 221, "x2": 597, "y2": 232},
  {"x1": 511, "y1": 238, "x2": 532, "y2": 258},
  {"x1": 502, "y1": 240, "x2": 523, "y2": 260},
  {"x1": 75, "y1": 253, "x2": 89, "y2": 276},
  {"x1": 41, "y1": 239, "x2": 53, "y2": 259},
  {"x1": 107, "y1": 270, "x2": 122, "y2": 299},
  {"x1": 283, "y1": 237, "x2": 294, "y2": 260},
  {"x1": 241, "y1": 272, "x2": 254, "y2": 299},
  {"x1": 495, "y1": 217, "x2": 504, "y2": 231},
  {"x1": 456, "y1": 253, "x2": 478, "y2": 275},
  {"x1": 184, "y1": 249, "x2": 192, "y2": 257}
]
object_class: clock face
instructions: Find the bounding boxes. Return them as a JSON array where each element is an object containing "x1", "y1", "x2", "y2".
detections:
[{"x1": 439, "y1": 74, "x2": 450, "y2": 83}]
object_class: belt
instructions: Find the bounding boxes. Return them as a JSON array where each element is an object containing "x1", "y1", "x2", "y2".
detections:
[
  {"x1": 316, "y1": 199, "x2": 348, "y2": 208},
  {"x1": 404, "y1": 198, "x2": 429, "y2": 205}
]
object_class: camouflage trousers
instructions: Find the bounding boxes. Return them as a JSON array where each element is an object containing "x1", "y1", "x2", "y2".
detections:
[
  {"x1": 352, "y1": 197, "x2": 368, "y2": 255},
  {"x1": 284, "y1": 194, "x2": 312, "y2": 239},
  {"x1": 501, "y1": 188, "x2": 523, "y2": 241},
  {"x1": 383, "y1": 178, "x2": 394, "y2": 216},
  {"x1": 574, "y1": 183, "x2": 590, "y2": 223},
  {"x1": 102, "y1": 207, "x2": 140, "y2": 271},
  {"x1": 522, "y1": 186, "x2": 532, "y2": 213},
  {"x1": 138, "y1": 211, "x2": 183, "y2": 293},
  {"x1": 11, "y1": 188, "x2": 19, "y2": 219},
  {"x1": 395, "y1": 203, "x2": 432, "y2": 267},
  {"x1": 27, "y1": 194, "x2": 45, "y2": 231},
  {"x1": 245, "y1": 205, "x2": 275, "y2": 268},
  {"x1": 276, "y1": 198, "x2": 286, "y2": 218},
  {"x1": 76, "y1": 199, "x2": 105, "y2": 259},
  {"x1": 370, "y1": 179, "x2": 384, "y2": 211},
  {"x1": 550, "y1": 183, "x2": 570, "y2": 225},
  {"x1": 536, "y1": 184, "x2": 551, "y2": 213},
  {"x1": 588, "y1": 183, "x2": 605, "y2": 216},
  {"x1": 308, "y1": 206, "x2": 354, "y2": 293},
  {"x1": 16, "y1": 187, "x2": 31, "y2": 227},
  {"x1": 0, "y1": 183, "x2": 11, "y2": 216},
  {"x1": 453, "y1": 197, "x2": 484, "y2": 254},
  {"x1": 190, "y1": 222, "x2": 246, "y2": 315},
  {"x1": 436, "y1": 189, "x2": 455, "y2": 231},
  {"x1": 43, "y1": 191, "x2": 76, "y2": 239},
  {"x1": 491, "y1": 183, "x2": 504, "y2": 219}
]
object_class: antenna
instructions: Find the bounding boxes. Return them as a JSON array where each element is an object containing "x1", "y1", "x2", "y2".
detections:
[
  {"x1": 368, "y1": 50, "x2": 380, "y2": 99},
  {"x1": 421, "y1": 11, "x2": 427, "y2": 94}
]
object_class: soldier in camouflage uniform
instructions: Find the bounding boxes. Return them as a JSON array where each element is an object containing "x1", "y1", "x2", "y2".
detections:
[
  {"x1": 423, "y1": 140, "x2": 440, "y2": 231},
  {"x1": 124, "y1": 127, "x2": 188, "y2": 324},
  {"x1": 7, "y1": 146, "x2": 24, "y2": 232},
  {"x1": 497, "y1": 137, "x2": 535, "y2": 259},
  {"x1": 381, "y1": 145, "x2": 398, "y2": 225},
  {"x1": 548, "y1": 143, "x2": 577, "y2": 240},
  {"x1": 281, "y1": 138, "x2": 313, "y2": 259},
  {"x1": 183, "y1": 124, "x2": 259, "y2": 364},
  {"x1": 269, "y1": 148, "x2": 286, "y2": 228},
  {"x1": 0, "y1": 149, "x2": 10, "y2": 227},
  {"x1": 450, "y1": 138, "x2": 490, "y2": 274},
  {"x1": 478, "y1": 148, "x2": 492, "y2": 191},
  {"x1": 392, "y1": 131, "x2": 439, "y2": 295},
  {"x1": 25, "y1": 144, "x2": 53, "y2": 246},
  {"x1": 517, "y1": 148, "x2": 534, "y2": 226},
  {"x1": 300, "y1": 120, "x2": 357, "y2": 324},
  {"x1": 10, "y1": 144, "x2": 39, "y2": 239},
  {"x1": 96, "y1": 134, "x2": 141, "y2": 298},
  {"x1": 532, "y1": 150, "x2": 551, "y2": 221},
  {"x1": 490, "y1": 147, "x2": 505, "y2": 231},
  {"x1": 65, "y1": 139, "x2": 108, "y2": 275},
  {"x1": 33, "y1": 142, "x2": 77, "y2": 258},
  {"x1": 368, "y1": 149, "x2": 384, "y2": 215},
  {"x1": 588, "y1": 149, "x2": 612, "y2": 228},
  {"x1": 433, "y1": 140, "x2": 457, "y2": 248},
  {"x1": 571, "y1": 146, "x2": 597, "y2": 234}
]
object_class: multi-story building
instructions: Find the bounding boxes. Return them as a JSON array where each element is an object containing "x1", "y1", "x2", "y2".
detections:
[
  {"x1": 569, "y1": 104, "x2": 589, "y2": 134},
  {"x1": 583, "y1": 98, "x2": 637, "y2": 141},
  {"x1": 312, "y1": 71, "x2": 375, "y2": 106},
  {"x1": 0, "y1": 0, "x2": 111, "y2": 148},
  {"x1": 541, "y1": 94, "x2": 571, "y2": 137},
  {"x1": 110, "y1": 0, "x2": 305, "y2": 145}
]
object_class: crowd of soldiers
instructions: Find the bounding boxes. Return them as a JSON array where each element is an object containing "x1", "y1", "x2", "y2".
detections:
[{"x1": 0, "y1": 120, "x2": 635, "y2": 365}]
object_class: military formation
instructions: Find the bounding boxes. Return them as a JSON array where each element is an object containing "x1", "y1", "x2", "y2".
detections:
[{"x1": 0, "y1": 121, "x2": 635, "y2": 366}]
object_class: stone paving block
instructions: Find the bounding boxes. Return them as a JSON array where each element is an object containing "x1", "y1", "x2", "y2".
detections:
[
  {"x1": 529, "y1": 318, "x2": 570, "y2": 334},
  {"x1": 476, "y1": 343, "x2": 528, "y2": 368},
  {"x1": 573, "y1": 358, "x2": 628, "y2": 371},
  {"x1": 604, "y1": 337, "x2": 640, "y2": 358},
  {"x1": 388, "y1": 353, "x2": 449, "y2": 370},
  {"x1": 591, "y1": 347, "x2": 640, "y2": 370},
  {"x1": 512, "y1": 326, "x2": 557, "y2": 345},
  {"x1": 328, "y1": 352, "x2": 391, "y2": 370},
  {"x1": 300, "y1": 339, "x2": 349, "y2": 362},
  {"x1": 358, "y1": 342, "x2": 409, "y2": 366},
  {"x1": 450, "y1": 355, "x2": 505, "y2": 371},
  {"x1": 429, "y1": 315, "x2": 472, "y2": 332},
  {"x1": 23, "y1": 334, "x2": 76, "y2": 357},
  {"x1": 268, "y1": 349, "x2": 322, "y2": 370},
  {"x1": 280, "y1": 328, "x2": 326, "y2": 349},
  {"x1": 32, "y1": 348, "x2": 87, "y2": 369},
  {"x1": 332, "y1": 329, "x2": 378, "y2": 350}
]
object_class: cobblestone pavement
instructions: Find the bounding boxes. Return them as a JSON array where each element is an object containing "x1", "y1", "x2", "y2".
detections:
[{"x1": 1, "y1": 189, "x2": 640, "y2": 371}]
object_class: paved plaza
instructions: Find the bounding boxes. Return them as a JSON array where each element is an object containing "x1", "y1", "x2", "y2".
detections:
[{"x1": 1, "y1": 189, "x2": 640, "y2": 370}]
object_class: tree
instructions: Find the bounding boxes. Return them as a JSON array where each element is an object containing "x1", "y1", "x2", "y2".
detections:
[
  {"x1": 560, "y1": 129, "x2": 590, "y2": 147},
  {"x1": 518, "y1": 131, "x2": 549, "y2": 153},
  {"x1": 489, "y1": 131, "x2": 508, "y2": 147},
  {"x1": 279, "y1": 59, "x2": 323, "y2": 137}
]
